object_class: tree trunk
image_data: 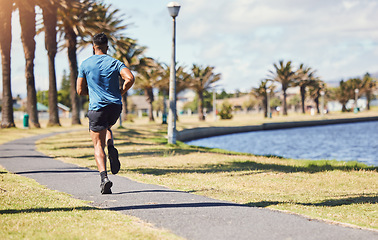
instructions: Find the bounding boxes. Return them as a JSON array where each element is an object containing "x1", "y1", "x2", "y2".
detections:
[
  {"x1": 282, "y1": 89, "x2": 288, "y2": 116},
  {"x1": 19, "y1": 3, "x2": 40, "y2": 128},
  {"x1": 300, "y1": 85, "x2": 306, "y2": 114},
  {"x1": 263, "y1": 96, "x2": 268, "y2": 118},
  {"x1": 366, "y1": 91, "x2": 371, "y2": 110},
  {"x1": 315, "y1": 96, "x2": 320, "y2": 114},
  {"x1": 42, "y1": 4, "x2": 60, "y2": 126},
  {"x1": 0, "y1": 1, "x2": 15, "y2": 128},
  {"x1": 65, "y1": 23, "x2": 81, "y2": 125},
  {"x1": 198, "y1": 90, "x2": 205, "y2": 121},
  {"x1": 145, "y1": 88, "x2": 154, "y2": 122}
]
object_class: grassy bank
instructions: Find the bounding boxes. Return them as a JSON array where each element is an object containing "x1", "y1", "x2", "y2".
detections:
[
  {"x1": 0, "y1": 166, "x2": 182, "y2": 239},
  {"x1": 37, "y1": 122, "x2": 378, "y2": 230}
]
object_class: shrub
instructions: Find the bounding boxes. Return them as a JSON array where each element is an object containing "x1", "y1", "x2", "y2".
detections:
[{"x1": 218, "y1": 101, "x2": 233, "y2": 119}]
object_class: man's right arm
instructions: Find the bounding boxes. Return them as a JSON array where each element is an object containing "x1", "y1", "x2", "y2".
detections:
[{"x1": 120, "y1": 67, "x2": 135, "y2": 96}]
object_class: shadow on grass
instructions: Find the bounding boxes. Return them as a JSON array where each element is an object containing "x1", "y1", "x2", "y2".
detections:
[
  {"x1": 0, "y1": 206, "x2": 98, "y2": 214},
  {"x1": 116, "y1": 129, "x2": 142, "y2": 138},
  {"x1": 127, "y1": 160, "x2": 378, "y2": 175},
  {"x1": 247, "y1": 194, "x2": 378, "y2": 208},
  {"x1": 119, "y1": 148, "x2": 209, "y2": 158},
  {"x1": 54, "y1": 144, "x2": 92, "y2": 150},
  {"x1": 116, "y1": 141, "x2": 156, "y2": 147}
]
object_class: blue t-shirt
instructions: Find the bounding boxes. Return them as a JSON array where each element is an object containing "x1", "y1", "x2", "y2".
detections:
[{"x1": 78, "y1": 55, "x2": 126, "y2": 111}]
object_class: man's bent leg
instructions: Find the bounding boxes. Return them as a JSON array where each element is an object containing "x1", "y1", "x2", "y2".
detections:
[
  {"x1": 106, "y1": 126, "x2": 121, "y2": 175},
  {"x1": 106, "y1": 127, "x2": 114, "y2": 147}
]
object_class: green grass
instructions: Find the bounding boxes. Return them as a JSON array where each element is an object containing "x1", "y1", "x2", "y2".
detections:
[
  {"x1": 2, "y1": 112, "x2": 378, "y2": 233},
  {"x1": 0, "y1": 166, "x2": 182, "y2": 240},
  {"x1": 37, "y1": 123, "x2": 378, "y2": 230}
]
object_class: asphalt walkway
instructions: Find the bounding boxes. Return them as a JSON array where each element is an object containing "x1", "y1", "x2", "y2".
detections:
[{"x1": 0, "y1": 133, "x2": 377, "y2": 240}]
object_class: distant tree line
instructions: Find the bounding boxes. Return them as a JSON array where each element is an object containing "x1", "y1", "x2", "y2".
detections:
[{"x1": 251, "y1": 60, "x2": 376, "y2": 118}]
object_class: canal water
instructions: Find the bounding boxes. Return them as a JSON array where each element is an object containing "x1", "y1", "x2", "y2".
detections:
[{"x1": 186, "y1": 121, "x2": 378, "y2": 166}]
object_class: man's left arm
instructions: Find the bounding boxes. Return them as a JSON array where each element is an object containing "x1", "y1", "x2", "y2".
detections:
[
  {"x1": 120, "y1": 67, "x2": 135, "y2": 96},
  {"x1": 77, "y1": 77, "x2": 88, "y2": 96}
]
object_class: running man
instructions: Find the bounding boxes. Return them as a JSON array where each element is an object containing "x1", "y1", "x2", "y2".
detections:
[{"x1": 77, "y1": 33, "x2": 135, "y2": 194}]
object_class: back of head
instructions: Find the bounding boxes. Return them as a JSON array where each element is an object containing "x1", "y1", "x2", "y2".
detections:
[{"x1": 93, "y1": 32, "x2": 108, "y2": 47}]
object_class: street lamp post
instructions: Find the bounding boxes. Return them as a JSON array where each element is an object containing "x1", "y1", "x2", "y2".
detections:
[
  {"x1": 266, "y1": 89, "x2": 271, "y2": 118},
  {"x1": 320, "y1": 90, "x2": 325, "y2": 117},
  {"x1": 167, "y1": 2, "x2": 180, "y2": 144},
  {"x1": 354, "y1": 88, "x2": 359, "y2": 113}
]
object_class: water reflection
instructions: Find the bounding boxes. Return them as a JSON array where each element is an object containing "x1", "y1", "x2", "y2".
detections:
[{"x1": 187, "y1": 121, "x2": 378, "y2": 166}]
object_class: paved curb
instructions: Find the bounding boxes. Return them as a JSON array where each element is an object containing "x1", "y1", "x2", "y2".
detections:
[
  {"x1": 177, "y1": 116, "x2": 378, "y2": 141},
  {"x1": 0, "y1": 134, "x2": 377, "y2": 240}
]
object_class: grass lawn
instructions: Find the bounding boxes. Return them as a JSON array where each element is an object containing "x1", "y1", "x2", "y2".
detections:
[
  {"x1": 2, "y1": 110, "x2": 377, "y2": 236},
  {"x1": 0, "y1": 166, "x2": 182, "y2": 239},
  {"x1": 36, "y1": 119, "x2": 378, "y2": 230}
]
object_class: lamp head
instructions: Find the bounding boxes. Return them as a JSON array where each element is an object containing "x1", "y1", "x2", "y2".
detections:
[{"x1": 167, "y1": 2, "x2": 181, "y2": 18}]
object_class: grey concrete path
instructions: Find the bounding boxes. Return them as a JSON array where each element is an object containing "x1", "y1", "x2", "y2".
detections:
[{"x1": 0, "y1": 133, "x2": 377, "y2": 240}]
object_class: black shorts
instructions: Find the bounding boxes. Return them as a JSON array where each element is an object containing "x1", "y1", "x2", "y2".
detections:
[{"x1": 88, "y1": 104, "x2": 122, "y2": 132}]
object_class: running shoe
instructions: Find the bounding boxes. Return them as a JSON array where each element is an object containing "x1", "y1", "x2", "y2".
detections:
[
  {"x1": 108, "y1": 145, "x2": 120, "y2": 174},
  {"x1": 100, "y1": 177, "x2": 113, "y2": 194}
]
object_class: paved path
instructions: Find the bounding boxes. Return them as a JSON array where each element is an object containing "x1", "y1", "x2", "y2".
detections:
[{"x1": 0, "y1": 133, "x2": 377, "y2": 240}]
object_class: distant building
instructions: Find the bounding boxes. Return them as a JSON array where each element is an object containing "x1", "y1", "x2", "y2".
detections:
[
  {"x1": 58, "y1": 103, "x2": 70, "y2": 118},
  {"x1": 129, "y1": 95, "x2": 149, "y2": 117}
]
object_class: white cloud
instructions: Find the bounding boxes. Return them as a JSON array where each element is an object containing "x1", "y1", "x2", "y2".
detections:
[
  {"x1": 2, "y1": 0, "x2": 378, "y2": 96},
  {"x1": 175, "y1": 0, "x2": 378, "y2": 89}
]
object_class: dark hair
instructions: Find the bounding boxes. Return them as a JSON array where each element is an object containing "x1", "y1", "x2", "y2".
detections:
[{"x1": 93, "y1": 32, "x2": 108, "y2": 46}]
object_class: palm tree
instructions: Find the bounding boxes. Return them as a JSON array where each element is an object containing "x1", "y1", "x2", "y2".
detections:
[
  {"x1": 190, "y1": 65, "x2": 221, "y2": 121},
  {"x1": 156, "y1": 64, "x2": 191, "y2": 122},
  {"x1": 0, "y1": 0, "x2": 15, "y2": 128},
  {"x1": 294, "y1": 64, "x2": 317, "y2": 114},
  {"x1": 57, "y1": 0, "x2": 129, "y2": 125},
  {"x1": 308, "y1": 80, "x2": 325, "y2": 114},
  {"x1": 114, "y1": 37, "x2": 146, "y2": 121},
  {"x1": 57, "y1": 0, "x2": 88, "y2": 125},
  {"x1": 82, "y1": 2, "x2": 127, "y2": 49},
  {"x1": 134, "y1": 58, "x2": 163, "y2": 122},
  {"x1": 15, "y1": 0, "x2": 40, "y2": 128},
  {"x1": 39, "y1": 0, "x2": 60, "y2": 126},
  {"x1": 361, "y1": 73, "x2": 376, "y2": 110},
  {"x1": 252, "y1": 79, "x2": 274, "y2": 118},
  {"x1": 269, "y1": 60, "x2": 295, "y2": 115},
  {"x1": 334, "y1": 79, "x2": 357, "y2": 112}
]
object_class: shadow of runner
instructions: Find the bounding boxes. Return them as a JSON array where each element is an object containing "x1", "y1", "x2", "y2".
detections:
[
  {"x1": 112, "y1": 189, "x2": 184, "y2": 195},
  {"x1": 106, "y1": 202, "x2": 247, "y2": 211}
]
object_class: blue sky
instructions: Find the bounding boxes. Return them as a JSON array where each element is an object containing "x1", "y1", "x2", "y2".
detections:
[{"x1": 2, "y1": 0, "x2": 378, "y2": 97}]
